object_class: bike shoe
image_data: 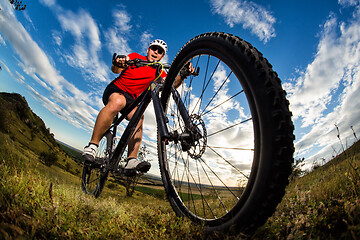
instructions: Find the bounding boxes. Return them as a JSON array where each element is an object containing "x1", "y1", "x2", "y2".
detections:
[
  {"x1": 82, "y1": 143, "x2": 98, "y2": 163},
  {"x1": 124, "y1": 158, "x2": 151, "y2": 176}
]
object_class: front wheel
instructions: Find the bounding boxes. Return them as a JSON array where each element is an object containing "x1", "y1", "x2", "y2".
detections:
[{"x1": 158, "y1": 32, "x2": 294, "y2": 234}]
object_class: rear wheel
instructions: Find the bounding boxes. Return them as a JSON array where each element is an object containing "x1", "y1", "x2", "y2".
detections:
[
  {"x1": 158, "y1": 32, "x2": 294, "y2": 234},
  {"x1": 81, "y1": 131, "x2": 112, "y2": 197}
]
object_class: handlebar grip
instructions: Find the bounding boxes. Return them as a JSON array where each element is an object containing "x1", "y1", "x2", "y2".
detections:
[{"x1": 112, "y1": 53, "x2": 128, "y2": 68}]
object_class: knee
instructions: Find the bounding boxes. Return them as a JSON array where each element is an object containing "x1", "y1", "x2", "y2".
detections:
[{"x1": 107, "y1": 94, "x2": 126, "y2": 113}]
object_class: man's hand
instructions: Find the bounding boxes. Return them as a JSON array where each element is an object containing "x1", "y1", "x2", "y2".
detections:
[
  {"x1": 114, "y1": 55, "x2": 130, "y2": 68},
  {"x1": 174, "y1": 62, "x2": 197, "y2": 88},
  {"x1": 179, "y1": 62, "x2": 195, "y2": 79},
  {"x1": 112, "y1": 54, "x2": 130, "y2": 74}
]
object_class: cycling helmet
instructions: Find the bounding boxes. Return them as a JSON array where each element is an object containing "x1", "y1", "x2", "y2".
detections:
[{"x1": 149, "y1": 39, "x2": 168, "y2": 55}]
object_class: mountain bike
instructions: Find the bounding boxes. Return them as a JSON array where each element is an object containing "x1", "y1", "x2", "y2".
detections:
[{"x1": 81, "y1": 32, "x2": 294, "y2": 234}]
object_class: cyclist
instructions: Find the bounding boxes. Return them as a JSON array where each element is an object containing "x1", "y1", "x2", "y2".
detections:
[{"x1": 82, "y1": 39, "x2": 194, "y2": 175}]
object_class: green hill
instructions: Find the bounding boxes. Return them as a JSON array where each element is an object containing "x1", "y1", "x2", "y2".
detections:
[
  {"x1": 0, "y1": 92, "x2": 58, "y2": 151},
  {"x1": 0, "y1": 92, "x2": 81, "y2": 174}
]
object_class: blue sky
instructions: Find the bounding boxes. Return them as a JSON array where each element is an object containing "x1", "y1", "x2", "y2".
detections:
[{"x1": 1, "y1": 0, "x2": 359, "y2": 170}]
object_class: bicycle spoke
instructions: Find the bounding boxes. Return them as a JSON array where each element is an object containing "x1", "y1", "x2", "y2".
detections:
[
  {"x1": 199, "y1": 156, "x2": 241, "y2": 199},
  {"x1": 87, "y1": 174, "x2": 100, "y2": 185},
  {"x1": 207, "y1": 146, "x2": 254, "y2": 151},
  {"x1": 207, "y1": 117, "x2": 252, "y2": 138},
  {"x1": 174, "y1": 145, "x2": 218, "y2": 218},
  {"x1": 191, "y1": 58, "x2": 221, "y2": 116},
  {"x1": 183, "y1": 57, "x2": 201, "y2": 108},
  {"x1": 208, "y1": 146, "x2": 249, "y2": 179},
  {"x1": 200, "y1": 71, "x2": 233, "y2": 116},
  {"x1": 195, "y1": 160, "x2": 207, "y2": 218},
  {"x1": 201, "y1": 90, "x2": 243, "y2": 117},
  {"x1": 168, "y1": 136, "x2": 247, "y2": 218},
  {"x1": 197, "y1": 159, "x2": 230, "y2": 217}
]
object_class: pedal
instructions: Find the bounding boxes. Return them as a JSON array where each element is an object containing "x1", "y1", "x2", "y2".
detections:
[{"x1": 123, "y1": 169, "x2": 137, "y2": 177}]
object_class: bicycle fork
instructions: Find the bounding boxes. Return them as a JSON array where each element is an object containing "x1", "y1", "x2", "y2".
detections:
[
  {"x1": 150, "y1": 81, "x2": 171, "y2": 141},
  {"x1": 151, "y1": 82, "x2": 203, "y2": 150}
]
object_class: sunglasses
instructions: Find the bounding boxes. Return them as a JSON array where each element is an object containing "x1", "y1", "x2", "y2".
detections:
[{"x1": 150, "y1": 45, "x2": 164, "y2": 55}]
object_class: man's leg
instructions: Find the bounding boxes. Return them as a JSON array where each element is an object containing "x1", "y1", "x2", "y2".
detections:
[
  {"x1": 124, "y1": 110, "x2": 150, "y2": 174},
  {"x1": 90, "y1": 93, "x2": 126, "y2": 145},
  {"x1": 83, "y1": 93, "x2": 126, "y2": 162},
  {"x1": 127, "y1": 115, "x2": 144, "y2": 159}
]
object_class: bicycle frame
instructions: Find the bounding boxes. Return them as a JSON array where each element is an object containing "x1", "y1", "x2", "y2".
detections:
[{"x1": 105, "y1": 79, "x2": 188, "y2": 172}]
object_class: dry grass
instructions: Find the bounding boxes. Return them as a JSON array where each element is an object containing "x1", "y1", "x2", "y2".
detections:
[{"x1": 253, "y1": 141, "x2": 360, "y2": 240}]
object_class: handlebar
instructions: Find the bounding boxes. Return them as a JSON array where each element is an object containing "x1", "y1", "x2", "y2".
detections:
[
  {"x1": 112, "y1": 53, "x2": 199, "y2": 77},
  {"x1": 112, "y1": 53, "x2": 170, "y2": 69}
]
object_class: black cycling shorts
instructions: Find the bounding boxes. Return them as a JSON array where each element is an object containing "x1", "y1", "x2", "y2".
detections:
[{"x1": 102, "y1": 83, "x2": 135, "y2": 114}]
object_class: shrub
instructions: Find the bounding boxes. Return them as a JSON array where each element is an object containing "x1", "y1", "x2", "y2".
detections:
[{"x1": 39, "y1": 151, "x2": 58, "y2": 167}]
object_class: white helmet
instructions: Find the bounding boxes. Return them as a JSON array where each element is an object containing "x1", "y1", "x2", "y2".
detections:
[{"x1": 149, "y1": 39, "x2": 168, "y2": 55}]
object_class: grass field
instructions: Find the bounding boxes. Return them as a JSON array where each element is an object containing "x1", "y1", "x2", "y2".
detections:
[
  {"x1": 2, "y1": 135, "x2": 359, "y2": 239},
  {"x1": 0, "y1": 133, "x2": 203, "y2": 239},
  {"x1": 0, "y1": 92, "x2": 359, "y2": 239}
]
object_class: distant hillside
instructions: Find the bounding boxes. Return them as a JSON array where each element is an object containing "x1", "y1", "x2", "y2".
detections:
[
  {"x1": 0, "y1": 92, "x2": 81, "y2": 175},
  {"x1": 0, "y1": 92, "x2": 58, "y2": 152},
  {"x1": 57, "y1": 140, "x2": 83, "y2": 163}
]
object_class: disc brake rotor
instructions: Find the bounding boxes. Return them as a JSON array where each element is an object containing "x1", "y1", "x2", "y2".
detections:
[{"x1": 186, "y1": 114, "x2": 207, "y2": 159}]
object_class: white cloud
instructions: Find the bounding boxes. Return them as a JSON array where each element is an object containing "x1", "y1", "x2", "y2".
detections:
[
  {"x1": 51, "y1": 31, "x2": 62, "y2": 46},
  {"x1": 38, "y1": 0, "x2": 56, "y2": 7},
  {"x1": 0, "y1": 59, "x2": 24, "y2": 84},
  {"x1": 55, "y1": 8, "x2": 109, "y2": 83},
  {"x1": 105, "y1": 9, "x2": 132, "y2": 55},
  {"x1": 113, "y1": 10, "x2": 132, "y2": 32},
  {"x1": 105, "y1": 29, "x2": 131, "y2": 56},
  {"x1": 338, "y1": 0, "x2": 360, "y2": 7},
  {"x1": 0, "y1": 33, "x2": 5, "y2": 45},
  {"x1": 0, "y1": 0, "x2": 98, "y2": 131},
  {"x1": 0, "y1": 6, "x2": 63, "y2": 91},
  {"x1": 140, "y1": 32, "x2": 153, "y2": 54},
  {"x1": 285, "y1": 6, "x2": 360, "y2": 166},
  {"x1": 286, "y1": 14, "x2": 345, "y2": 127},
  {"x1": 210, "y1": 0, "x2": 276, "y2": 43}
]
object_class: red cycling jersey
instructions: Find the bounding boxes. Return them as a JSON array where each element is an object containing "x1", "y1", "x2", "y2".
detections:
[{"x1": 111, "y1": 53, "x2": 167, "y2": 99}]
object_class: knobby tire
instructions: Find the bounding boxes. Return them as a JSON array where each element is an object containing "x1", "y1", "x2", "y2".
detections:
[{"x1": 158, "y1": 32, "x2": 294, "y2": 234}]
